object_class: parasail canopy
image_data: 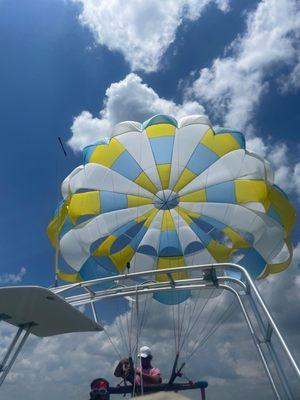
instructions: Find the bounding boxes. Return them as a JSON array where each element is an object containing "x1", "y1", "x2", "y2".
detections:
[{"x1": 48, "y1": 114, "x2": 296, "y2": 303}]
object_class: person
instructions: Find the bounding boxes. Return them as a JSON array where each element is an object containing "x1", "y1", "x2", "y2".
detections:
[
  {"x1": 135, "y1": 346, "x2": 162, "y2": 386},
  {"x1": 114, "y1": 346, "x2": 162, "y2": 387}
]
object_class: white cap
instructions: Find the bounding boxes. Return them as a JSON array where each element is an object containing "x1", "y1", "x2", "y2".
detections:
[{"x1": 138, "y1": 346, "x2": 152, "y2": 358}]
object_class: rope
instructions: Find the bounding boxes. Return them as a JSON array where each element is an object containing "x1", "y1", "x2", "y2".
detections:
[
  {"x1": 186, "y1": 290, "x2": 223, "y2": 353},
  {"x1": 114, "y1": 299, "x2": 130, "y2": 356},
  {"x1": 132, "y1": 286, "x2": 141, "y2": 397},
  {"x1": 185, "y1": 296, "x2": 236, "y2": 364},
  {"x1": 178, "y1": 288, "x2": 216, "y2": 355},
  {"x1": 90, "y1": 302, "x2": 122, "y2": 359},
  {"x1": 200, "y1": 298, "x2": 236, "y2": 346},
  {"x1": 102, "y1": 324, "x2": 122, "y2": 360},
  {"x1": 132, "y1": 292, "x2": 150, "y2": 355},
  {"x1": 125, "y1": 300, "x2": 132, "y2": 356}
]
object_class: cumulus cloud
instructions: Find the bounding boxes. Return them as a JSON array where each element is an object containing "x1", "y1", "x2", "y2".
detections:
[
  {"x1": 188, "y1": 0, "x2": 300, "y2": 131},
  {"x1": 292, "y1": 163, "x2": 300, "y2": 201},
  {"x1": 184, "y1": 0, "x2": 300, "y2": 201},
  {"x1": 293, "y1": 241, "x2": 300, "y2": 266},
  {"x1": 0, "y1": 267, "x2": 26, "y2": 284},
  {"x1": 69, "y1": 1, "x2": 300, "y2": 200},
  {"x1": 279, "y1": 53, "x2": 300, "y2": 93},
  {"x1": 73, "y1": 0, "x2": 229, "y2": 72},
  {"x1": 1, "y1": 244, "x2": 300, "y2": 400},
  {"x1": 260, "y1": 143, "x2": 300, "y2": 201},
  {"x1": 69, "y1": 73, "x2": 205, "y2": 151},
  {"x1": 257, "y1": 243, "x2": 300, "y2": 343},
  {"x1": 68, "y1": 70, "x2": 300, "y2": 201},
  {"x1": 239, "y1": 139, "x2": 300, "y2": 202},
  {"x1": 2, "y1": 278, "x2": 299, "y2": 400},
  {"x1": 0, "y1": 293, "x2": 262, "y2": 399}
]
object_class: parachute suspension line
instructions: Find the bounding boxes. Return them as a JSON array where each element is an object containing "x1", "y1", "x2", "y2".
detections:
[
  {"x1": 125, "y1": 297, "x2": 134, "y2": 357},
  {"x1": 177, "y1": 297, "x2": 181, "y2": 346},
  {"x1": 132, "y1": 125, "x2": 144, "y2": 277},
  {"x1": 177, "y1": 298, "x2": 188, "y2": 352},
  {"x1": 171, "y1": 303, "x2": 179, "y2": 356},
  {"x1": 107, "y1": 150, "x2": 132, "y2": 358},
  {"x1": 130, "y1": 124, "x2": 152, "y2": 372},
  {"x1": 170, "y1": 289, "x2": 182, "y2": 355},
  {"x1": 123, "y1": 268, "x2": 134, "y2": 357},
  {"x1": 130, "y1": 291, "x2": 151, "y2": 362},
  {"x1": 125, "y1": 297, "x2": 133, "y2": 357},
  {"x1": 132, "y1": 285, "x2": 143, "y2": 397},
  {"x1": 186, "y1": 289, "x2": 223, "y2": 354},
  {"x1": 102, "y1": 325, "x2": 123, "y2": 360},
  {"x1": 184, "y1": 289, "x2": 229, "y2": 364},
  {"x1": 176, "y1": 243, "x2": 211, "y2": 356},
  {"x1": 178, "y1": 302, "x2": 194, "y2": 356},
  {"x1": 178, "y1": 293, "x2": 199, "y2": 357},
  {"x1": 129, "y1": 289, "x2": 136, "y2": 357},
  {"x1": 173, "y1": 299, "x2": 179, "y2": 354},
  {"x1": 172, "y1": 300, "x2": 187, "y2": 360},
  {"x1": 178, "y1": 288, "x2": 216, "y2": 355},
  {"x1": 199, "y1": 297, "x2": 236, "y2": 348},
  {"x1": 186, "y1": 296, "x2": 236, "y2": 364},
  {"x1": 114, "y1": 297, "x2": 130, "y2": 357},
  {"x1": 178, "y1": 291, "x2": 200, "y2": 352},
  {"x1": 135, "y1": 292, "x2": 150, "y2": 349},
  {"x1": 90, "y1": 302, "x2": 122, "y2": 360}
]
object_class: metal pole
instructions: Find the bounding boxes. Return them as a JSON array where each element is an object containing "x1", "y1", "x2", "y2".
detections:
[
  {"x1": 82, "y1": 280, "x2": 283, "y2": 399},
  {"x1": 64, "y1": 276, "x2": 246, "y2": 306},
  {"x1": 0, "y1": 327, "x2": 23, "y2": 372},
  {"x1": 221, "y1": 285, "x2": 282, "y2": 400},
  {"x1": 90, "y1": 302, "x2": 99, "y2": 324},
  {"x1": 68, "y1": 283, "x2": 212, "y2": 306},
  {"x1": 246, "y1": 292, "x2": 294, "y2": 400},
  {"x1": 0, "y1": 327, "x2": 31, "y2": 387},
  {"x1": 135, "y1": 286, "x2": 143, "y2": 396},
  {"x1": 239, "y1": 269, "x2": 300, "y2": 380},
  {"x1": 51, "y1": 261, "x2": 299, "y2": 394},
  {"x1": 268, "y1": 342, "x2": 294, "y2": 400},
  {"x1": 51, "y1": 263, "x2": 223, "y2": 294}
]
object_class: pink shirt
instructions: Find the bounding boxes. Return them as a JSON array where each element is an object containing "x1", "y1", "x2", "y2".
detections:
[{"x1": 135, "y1": 367, "x2": 161, "y2": 386}]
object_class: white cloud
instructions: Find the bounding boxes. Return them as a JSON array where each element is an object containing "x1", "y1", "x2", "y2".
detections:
[
  {"x1": 73, "y1": 0, "x2": 229, "y2": 72},
  {"x1": 69, "y1": 1, "x2": 300, "y2": 203},
  {"x1": 264, "y1": 143, "x2": 300, "y2": 200},
  {"x1": 185, "y1": 0, "x2": 300, "y2": 201},
  {"x1": 246, "y1": 136, "x2": 268, "y2": 158},
  {"x1": 69, "y1": 73, "x2": 204, "y2": 151},
  {"x1": 280, "y1": 63, "x2": 300, "y2": 93},
  {"x1": 69, "y1": 111, "x2": 111, "y2": 152},
  {"x1": 69, "y1": 70, "x2": 300, "y2": 202},
  {"x1": 69, "y1": 71, "x2": 300, "y2": 202},
  {"x1": 2, "y1": 290, "x2": 297, "y2": 399},
  {"x1": 188, "y1": 0, "x2": 300, "y2": 131},
  {"x1": 1, "y1": 268, "x2": 300, "y2": 400},
  {"x1": 293, "y1": 241, "x2": 300, "y2": 266},
  {"x1": 0, "y1": 267, "x2": 26, "y2": 284},
  {"x1": 292, "y1": 162, "x2": 300, "y2": 200}
]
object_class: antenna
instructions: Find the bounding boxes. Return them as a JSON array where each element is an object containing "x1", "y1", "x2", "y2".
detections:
[
  {"x1": 58, "y1": 136, "x2": 67, "y2": 157},
  {"x1": 54, "y1": 137, "x2": 68, "y2": 288}
]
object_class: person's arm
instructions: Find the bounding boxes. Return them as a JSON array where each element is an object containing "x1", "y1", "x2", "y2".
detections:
[{"x1": 136, "y1": 369, "x2": 162, "y2": 384}]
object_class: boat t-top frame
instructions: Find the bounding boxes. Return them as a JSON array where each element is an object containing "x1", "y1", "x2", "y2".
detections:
[{"x1": 0, "y1": 263, "x2": 299, "y2": 399}]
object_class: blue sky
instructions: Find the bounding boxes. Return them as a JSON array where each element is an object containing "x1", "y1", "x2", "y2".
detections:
[{"x1": 0, "y1": 0, "x2": 300, "y2": 399}]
